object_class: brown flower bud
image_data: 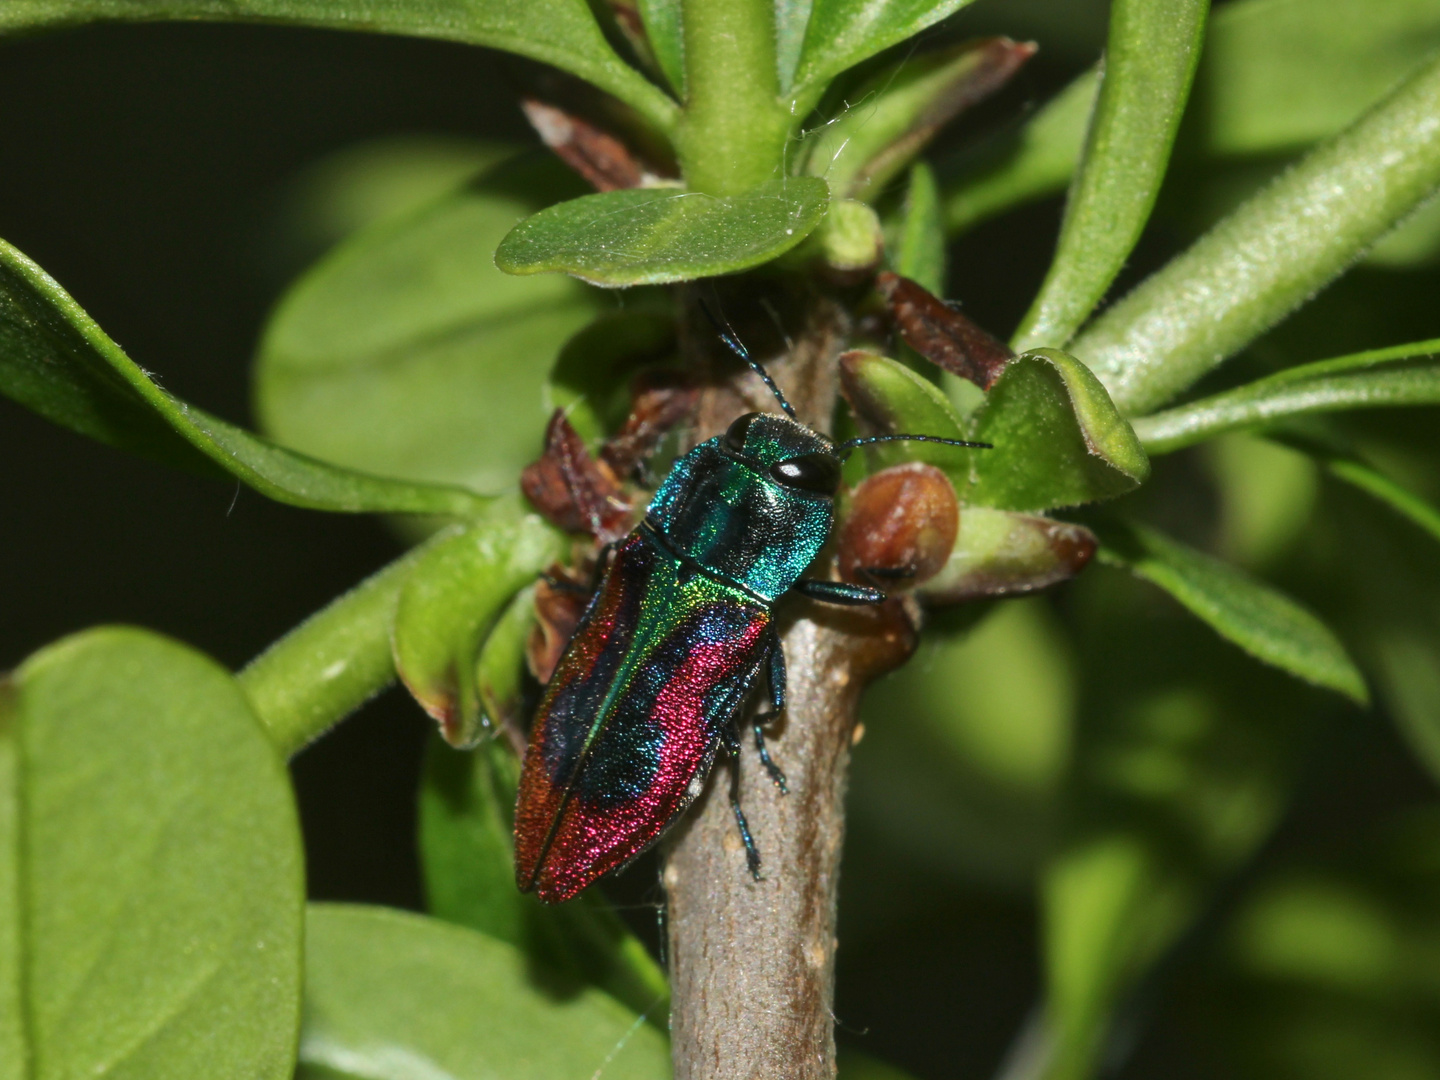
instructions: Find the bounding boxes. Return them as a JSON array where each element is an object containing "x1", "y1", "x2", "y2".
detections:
[{"x1": 837, "y1": 462, "x2": 959, "y2": 588}]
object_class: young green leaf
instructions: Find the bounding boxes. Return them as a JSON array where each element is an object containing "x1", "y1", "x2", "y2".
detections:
[
  {"x1": 802, "y1": 38, "x2": 1035, "y2": 201},
  {"x1": 786, "y1": 0, "x2": 983, "y2": 109},
  {"x1": 1073, "y1": 51, "x2": 1440, "y2": 415},
  {"x1": 1094, "y1": 519, "x2": 1368, "y2": 702},
  {"x1": 1325, "y1": 456, "x2": 1440, "y2": 546},
  {"x1": 0, "y1": 237, "x2": 492, "y2": 516},
  {"x1": 941, "y1": 70, "x2": 1098, "y2": 237},
  {"x1": 297, "y1": 905, "x2": 670, "y2": 1080},
  {"x1": 1013, "y1": 0, "x2": 1208, "y2": 352},
  {"x1": 1, "y1": 628, "x2": 303, "y2": 1078},
  {"x1": 637, "y1": 0, "x2": 684, "y2": 94},
  {"x1": 475, "y1": 584, "x2": 539, "y2": 738},
  {"x1": 1, "y1": 0, "x2": 681, "y2": 135},
  {"x1": 256, "y1": 155, "x2": 604, "y2": 495},
  {"x1": 837, "y1": 349, "x2": 975, "y2": 481},
  {"x1": 392, "y1": 512, "x2": 566, "y2": 747},
  {"x1": 917, "y1": 506, "x2": 1097, "y2": 604},
  {"x1": 888, "y1": 162, "x2": 946, "y2": 295},
  {"x1": 1134, "y1": 338, "x2": 1440, "y2": 453},
  {"x1": 968, "y1": 348, "x2": 1149, "y2": 512},
  {"x1": 494, "y1": 177, "x2": 830, "y2": 286},
  {"x1": 419, "y1": 738, "x2": 670, "y2": 1018}
]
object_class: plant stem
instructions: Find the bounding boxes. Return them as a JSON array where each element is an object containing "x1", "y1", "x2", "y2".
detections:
[
  {"x1": 238, "y1": 538, "x2": 433, "y2": 757},
  {"x1": 1072, "y1": 50, "x2": 1440, "y2": 415},
  {"x1": 664, "y1": 294, "x2": 915, "y2": 1079},
  {"x1": 676, "y1": 0, "x2": 791, "y2": 194}
]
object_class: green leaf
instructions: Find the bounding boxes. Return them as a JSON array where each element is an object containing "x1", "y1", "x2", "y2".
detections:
[
  {"x1": 917, "y1": 506, "x2": 1097, "y2": 604},
  {"x1": 418, "y1": 738, "x2": 670, "y2": 1017},
  {"x1": 837, "y1": 349, "x2": 975, "y2": 482},
  {"x1": 941, "y1": 70, "x2": 1098, "y2": 237},
  {"x1": 393, "y1": 511, "x2": 566, "y2": 747},
  {"x1": 1324, "y1": 456, "x2": 1440, "y2": 546},
  {"x1": 256, "y1": 156, "x2": 605, "y2": 495},
  {"x1": 1073, "y1": 51, "x2": 1440, "y2": 415},
  {"x1": 787, "y1": 0, "x2": 982, "y2": 108},
  {"x1": 1094, "y1": 519, "x2": 1367, "y2": 702},
  {"x1": 2, "y1": 0, "x2": 680, "y2": 135},
  {"x1": 637, "y1": 0, "x2": 684, "y2": 94},
  {"x1": 775, "y1": 0, "x2": 815, "y2": 90},
  {"x1": 1, "y1": 628, "x2": 304, "y2": 1077},
  {"x1": 297, "y1": 904, "x2": 670, "y2": 1080},
  {"x1": 475, "y1": 583, "x2": 539, "y2": 736},
  {"x1": 888, "y1": 162, "x2": 946, "y2": 296},
  {"x1": 0, "y1": 236, "x2": 492, "y2": 516},
  {"x1": 494, "y1": 178, "x2": 830, "y2": 286},
  {"x1": 967, "y1": 348, "x2": 1149, "y2": 512},
  {"x1": 1013, "y1": 0, "x2": 1208, "y2": 351},
  {"x1": 1134, "y1": 338, "x2": 1440, "y2": 453},
  {"x1": 802, "y1": 39, "x2": 1034, "y2": 201}
]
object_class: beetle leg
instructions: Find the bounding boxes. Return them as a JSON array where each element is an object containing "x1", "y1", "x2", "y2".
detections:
[
  {"x1": 750, "y1": 632, "x2": 790, "y2": 793},
  {"x1": 794, "y1": 578, "x2": 887, "y2": 605},
  {"x1": 722, "y1": 725, "x2": 764, "y2": 879}
]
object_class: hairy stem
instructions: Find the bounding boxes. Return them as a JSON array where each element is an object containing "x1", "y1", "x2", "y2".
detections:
[
  {"x1": 238, "y1": 538, "x2": 434, "y2": 757},
  {"x1": 664, "y1": 293, "x2": 914, "y2": 1079},
  {"x1": 676, "y1": 0, "x2": 790, "y2": 194}
]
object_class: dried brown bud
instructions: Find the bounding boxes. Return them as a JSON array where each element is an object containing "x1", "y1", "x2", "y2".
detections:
[
  {"x1": 520, "y1": 98, "x2": 648, "y2": 192},
  {"x1": 601, "y1": 369, "x2": 699, "y2": 479},
  {"x1": 521, "y1": 410, "x2": 632, "y2": 543},
  {"x1": 527, "y1": 570, "x2": 590, "y2": 686},
  {"x1": 876, "y1": 271, "x2": 1013, "y2": 389},
  {"x1": 837, "y1": 462, "x2": 960, "y2": 588}
]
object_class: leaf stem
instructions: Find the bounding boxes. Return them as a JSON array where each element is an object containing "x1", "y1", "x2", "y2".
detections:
[
  {"x1": 1072, "y1": 50, "x2": 1440, "y2": 415},
  {"x1": 676, "y1": 0, "x2": 790, "y2": 194},
  {"x1": 238, "y1": 538, "x2": 434, "y2": 757}
]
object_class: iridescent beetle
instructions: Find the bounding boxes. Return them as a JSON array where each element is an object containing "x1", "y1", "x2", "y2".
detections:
[{"x1": 514, "y1": 313, "x2": 989, "y2": 902}]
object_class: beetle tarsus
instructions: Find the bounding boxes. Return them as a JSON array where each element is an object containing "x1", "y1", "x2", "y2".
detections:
[
  {"x1": 794, "y1": 578, "x2": 887, "y2": 605},
  {"x1": 725, "y1": 727, "x2": 764, "y2": 878},
  {"x1": 751, "y1": 717, "x2": 789, "y2": 794}
]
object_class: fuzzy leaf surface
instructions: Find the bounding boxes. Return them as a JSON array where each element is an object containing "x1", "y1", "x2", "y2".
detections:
[
  {"x1": 1, "y1": 0, "x2": 680, "y2": 133},
  {"x1": 1095, "y1": 519, "x2": 1367, "y2": 702},
  {"x1": 296, "y1": 905, "x2": 669, "y2": 1079},
  {"x1": 968, "y1": 348, "x2": 1149, "y2": 512},
  {"x1": 788, "y1": 0, "x2": 981, "y2": 106},
  {"x1": 0, "y1": 237, "x2": 491, "y2": 515},
  {"x1": 1014, "y1": 0, "x2": 1208, "y2": 351},
  {"x1": 494, "y1": 178, "x2": 830, "y2": 286},
  {"x1": 0, "y1": 629, "x2": 304, "y2": 1078},
  {"x1": 1135, "y1": 339, "x2": 1440, "y2": 453},
  {"x1": 257, "y1": 157, "x2": 603, "y2": 496},
  {"x1": 1074, "y1": 51, "x2": 1440, "y2": 414}
]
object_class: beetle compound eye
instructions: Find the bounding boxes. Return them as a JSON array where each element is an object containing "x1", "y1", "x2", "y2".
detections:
[
  {"x1": 723, "y1": 413, "x2": 762, "y2": 453},
  {"x1": 770, "y1": 452, "x2": 841, "y2": 495}
]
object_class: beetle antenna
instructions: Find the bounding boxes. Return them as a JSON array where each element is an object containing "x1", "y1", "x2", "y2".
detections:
[
  {"x1": 698, "y1": 300, "x2": 799, "y2": 420},
  {"x1": 837, "y1": 433, "x2": 993, "y2": 457}
]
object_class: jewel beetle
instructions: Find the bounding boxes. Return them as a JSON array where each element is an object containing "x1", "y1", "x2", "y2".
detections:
[{"x1": 514, "y1": 316, "x2": 989, "y2": 903}]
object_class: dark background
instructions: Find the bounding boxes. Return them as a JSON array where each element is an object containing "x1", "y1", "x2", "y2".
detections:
[{"x1": 1, "y1": 13, "x2": 1432, "y2": 1080}]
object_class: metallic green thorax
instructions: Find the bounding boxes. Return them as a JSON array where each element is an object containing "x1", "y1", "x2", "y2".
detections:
[{"x1": 645, "y1": 414, "x2": 834, "y2": 602}]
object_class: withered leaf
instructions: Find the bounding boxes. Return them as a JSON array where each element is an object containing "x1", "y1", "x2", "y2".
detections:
[
  {"x1": 600, "y1": 369, "x2": 699, "y2": 478},
  {"x1": 521, "y1": 409, "x2": 632, "y2": 542},
  {"x1": 521, "y1": 98, "x2": 648, "y2": 192},
  {"x1": 877, "y1": 270, "x2": 1013, "y2": 389}
]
